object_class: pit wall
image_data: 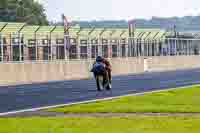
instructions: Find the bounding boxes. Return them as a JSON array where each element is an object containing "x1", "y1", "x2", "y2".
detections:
[{"x1": 0, "y1": 56, "x2": 200, "y2": 86}]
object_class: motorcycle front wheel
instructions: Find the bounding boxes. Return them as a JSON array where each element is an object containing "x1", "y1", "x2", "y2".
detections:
[{"x1": 96, "y1": 75, "x2": 104, "y2": 91}]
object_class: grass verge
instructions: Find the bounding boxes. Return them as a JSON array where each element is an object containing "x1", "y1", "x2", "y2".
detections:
[
  {"x1": 47, "y1": 86, "x2": 200, "y2": 113},
  {"x1": 0, "y1": 116, "x2": 200, "y2": 133},
  {"x1": 1, "y1": 86, "x2": 200, "y2": 133}
]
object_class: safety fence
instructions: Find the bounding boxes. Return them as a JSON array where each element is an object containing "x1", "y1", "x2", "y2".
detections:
[{"x1": 0, "y1": 33, "x2": 199, "y2": 62}]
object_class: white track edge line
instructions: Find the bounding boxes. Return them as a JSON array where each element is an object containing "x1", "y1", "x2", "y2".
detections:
[{"x1": 0, "y1": 84, "x2": 200, "y2": 116}]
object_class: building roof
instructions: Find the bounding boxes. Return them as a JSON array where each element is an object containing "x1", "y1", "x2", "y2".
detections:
[
  {"x1": 0, "y1": 22, "x2": 7, "y2": 32},
  {"x1": 0, "y1": 22, "x2": 169, "y2": 40},
  {"x1": 1, "y1": 22, "x2": 25, "y2": 33}
]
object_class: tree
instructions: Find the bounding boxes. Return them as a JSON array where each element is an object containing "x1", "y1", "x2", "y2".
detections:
[{"x1": 0, "y1": 0, "x2": 48, "y2": 25}]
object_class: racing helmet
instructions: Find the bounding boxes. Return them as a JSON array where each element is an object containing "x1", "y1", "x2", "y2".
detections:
[{"x1": 96, "y1": 56, "x2": 103, "y2": 62}]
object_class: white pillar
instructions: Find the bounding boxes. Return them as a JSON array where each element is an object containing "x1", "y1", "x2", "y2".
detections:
[
  {"x1": 1, "y1": 34, "x2": 3, "y2": 61},
  {"x1": 35, "y1": 35, "x2": 38, "y2": 61},
  {"x1": 184, "y1": 39, "x2": 186, "y2": 55},
  {"x1": 128, "y1": 37, "x2": 131, "y2": 57},
  {"x1": 147, "y1": 40, "x2": 149, "y2": 56},
  {"x1": 87, "y1": 37, "x2": 92, "y2": 59},
  {"x1": 10, "y1": 34, "x2": 13, "y2": 61},
  {"x1": 146, "y1": 39, "x2": 149, "y2": 56},
  {"x1": 50, "y1": 35, "x2": 53, "y2": 61},
  {"x1": 157, "y1": 40, "x2": 160, "y2": 56},
  {"x1": 161, "y1": 40, "x2": 164, "y2": 56},
  {"x1": 134, "y1": 38, "x2": 136, "y2": 57},
  {"x1": 98, "y1": 38, "x2": 102, "y2": 56},
  {"x1": 142, "y1": 39, "x2": 144, "y2": 56},
  {"x1": 117, "y1": 39, "x2": 120, "y2": 57},
  {"x1": 19, "y1": 34, "x2": 22, "y2": 61},
  {"x1": 95, "y1": 43, "x2": 98, "y2": 59},
  {"x1": 133, "y1": 38, "x2": 136, "y2": 57},
  {"x1": 174, "y1": 38, "x2": 177, "y2": 55},
  {"x1": 187, "y1": 40, "x2": 190, "y2": 55},
  {"x1": 180, "y1": 39, "x2": 182, "y2": 55},
  {"x1": 149, "y1": 40, "x2": 152, "y2": 56},
  {"x1": 76, "y1": 37, "x2": 80, "y2": 59},
  {"x1": 168, "y1": 39, "x2": 170, "y2": 56},
  {"x1": 135, "y1": 39, "x2": 138, "y2": 56},
  {"x1": 124, "y1": 40, "x2": 128, "y2": 58},
  {"x1": 141, "y1": 40, "x2": 143, "y2": 56},
  {"x1": 64, "y1": 36, "x2": 67, "y2": 60},
  {"x1": 64, "y1": 34, "x2": 70, "y2": 60},
  {"x1": 108, "y1": 38, "x2": 112, "y2": 58}
]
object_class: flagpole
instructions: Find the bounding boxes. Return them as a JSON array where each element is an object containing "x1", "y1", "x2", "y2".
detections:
[
  {"x1": 63, "y1": 14, "x2": 71, "y2": 61},
  {"x1": 128, "y1": 19, "x2": 135, "y2": 57},
  {"x1": 62, "y1": 14, "x2": 67, "y2": 61}
]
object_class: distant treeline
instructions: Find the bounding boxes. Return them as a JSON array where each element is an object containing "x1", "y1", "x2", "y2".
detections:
[{"x1": 0, "y1": 0, "x2": 48, "y2": 25}]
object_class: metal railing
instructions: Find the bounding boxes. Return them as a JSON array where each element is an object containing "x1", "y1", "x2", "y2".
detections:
[{"x1": 0, "y1": 33, "x2": 200, "y2": 63}]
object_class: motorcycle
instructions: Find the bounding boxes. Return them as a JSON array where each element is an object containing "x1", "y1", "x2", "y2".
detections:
[{"x1": 91, "y1": 62, "x2": 111, "y2": 91}]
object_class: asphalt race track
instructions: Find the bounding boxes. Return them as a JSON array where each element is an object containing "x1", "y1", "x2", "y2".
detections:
[{"x1": 1, "y1": 68, "x2": 200, "y2": 114}]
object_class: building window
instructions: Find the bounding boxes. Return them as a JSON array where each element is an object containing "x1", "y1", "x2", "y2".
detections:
[
  {"x1": 69, "y1": 45, "x2": 77, "y2": 59},
  {"x1": 56, "y1": 39, "x2": 64, "y2": 44},
  {"x1": 12, "y1": 37, "x2": 20, "y2": 45},
  {"x1": 112, "y1": 45, "x2": 118, "y2": 57},
  {"x1": 121, "y1": 39, "x2": 126, "y2": 44},
  {"x1": 28, "y1": 39, "x2": 36, "y2": 45},
  {"x1": 70, "y1": 38, "x2": 76, "y2": 43},
  {"x1": 42, "y1": 39, "x2": 49, "y2": 45},
  {"x1": 13, "y1": 45, "x2": 22, "y2": 61},
  {"x1": 102, "y1": 45, "x2": 108, "y2": 58},
  {"x1": 56, "y1": 46, "x2": 65, "y2": 60},
  {"x1": 43, "y1": 46, "x2": 51, "y2": 60},
  {"x1": 121, "y1": 44, "x2": 126, "y2": 57},
  {"x1": 80, "y1": 40, "x2": 87, "y2": 45},
  {"x1": 29, "y1": 47, "x2": 36, "y2": 60},
  {"x1": 12, "y1": 45, "x2": 20, "y2": 61},
  {"x1": 91, "y1": 45, "x2": 98, "y2": 58},
  {"x1": 91, "y1": 39, "x2": 98, "y2": 44},
  {"x1": 111, "y1": 39, "x2": 117, "y2": 43},
  {"x1": 80, "y1": 46, "x2": 87, "y2": 59},
  {"x1": 102, "y1": 39, "x2": 108, "y2": 44}
]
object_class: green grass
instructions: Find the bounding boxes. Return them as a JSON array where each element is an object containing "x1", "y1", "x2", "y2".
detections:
[
  {"x1": 47, "y1": 86, "x2": 200, "y2": 113},
  {"x1": 0, "y1": 116, "x2": 200, "y2": 133},
  {"x1": 1, "y1": 86, "x2": 200, "y2": 133}
]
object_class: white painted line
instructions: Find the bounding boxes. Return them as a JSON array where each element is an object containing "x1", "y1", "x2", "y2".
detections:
[
  {"x1": 159, "y1": 78, "x2": 190, "y2": 84},
  {"x1": 0, "y1": 84, "x2": 200, "y2": 116}
]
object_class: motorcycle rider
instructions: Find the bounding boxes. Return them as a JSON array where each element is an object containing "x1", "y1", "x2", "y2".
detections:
[
  {"x1": 102, "y1": 57, "x2": 112, "y2": 85},
  {"x1": 91, "y1": 56, "x2": 112, "y2": 88}
]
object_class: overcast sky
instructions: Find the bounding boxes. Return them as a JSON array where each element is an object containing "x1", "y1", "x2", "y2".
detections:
[{"x1": 37, "y1": 0, "x2": 200, "y2": 22}]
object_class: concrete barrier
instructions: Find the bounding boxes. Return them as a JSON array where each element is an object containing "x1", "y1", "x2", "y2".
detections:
[
  {"x1": 0, "y1": 56, "x2": 200, "y2": 86},
  {"x1": 0, "y1": 58, "x2": 144, "y2": 86},
  {"x1": 147, "y1": 56, "x2": 200, "y2": 72}
]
